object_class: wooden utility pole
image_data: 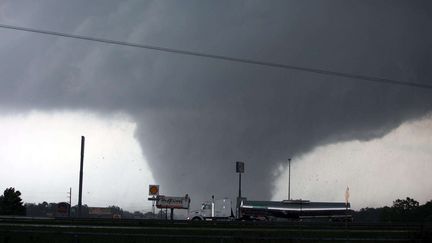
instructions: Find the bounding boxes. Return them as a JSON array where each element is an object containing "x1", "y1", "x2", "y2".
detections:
[{"x1": 78, "y1": 136, "x2": 85, "y2": 217}]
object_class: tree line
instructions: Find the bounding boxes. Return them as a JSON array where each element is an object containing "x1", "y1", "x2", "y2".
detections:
[
  {"x1": 353, "y1": 197, "x2": 432, "y2": 223},
  {"x1": 0, "y1": 187, "x2": 164, "y2": 219}
]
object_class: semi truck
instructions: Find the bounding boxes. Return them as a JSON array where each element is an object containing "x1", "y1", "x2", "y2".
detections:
[
  {"x1": 188, "y1": 197, "x2": 351, "y2": 221},
  {"x1": 187, "y1": 197, "x2": 235, "y2": 221}
]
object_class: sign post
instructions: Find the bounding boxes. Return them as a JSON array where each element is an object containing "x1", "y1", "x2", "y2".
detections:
[
  {"x1": 236, "y1": 161, "x2": 245, "y2": 219},
  {"x1": 148, "y1": 185, "x2": 159, "y2": 218}
]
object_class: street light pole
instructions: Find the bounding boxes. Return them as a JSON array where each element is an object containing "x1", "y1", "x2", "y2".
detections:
[{"x1": 288, "y1": 158, "x2": 291, "y2": 200}]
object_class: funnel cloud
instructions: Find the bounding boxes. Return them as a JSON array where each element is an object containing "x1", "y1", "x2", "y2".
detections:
[{"x1": 0, "y1": 0, "x2": 431, "y2": 207}]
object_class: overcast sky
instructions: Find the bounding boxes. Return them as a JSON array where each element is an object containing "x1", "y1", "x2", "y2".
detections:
[{"x1": 0, "y1": 0, "x2": 431, "y2": 211}]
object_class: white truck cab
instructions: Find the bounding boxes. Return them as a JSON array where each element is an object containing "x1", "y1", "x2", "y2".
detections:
[{"x1": 187, "y1": 198, "x2": 234, "y2": 221}]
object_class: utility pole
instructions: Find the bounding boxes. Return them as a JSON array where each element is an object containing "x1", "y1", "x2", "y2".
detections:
[
  {"x1": 78, "y1": 136, "x2": 85, "y2": 217},
  {"x1": 288, "y1": 158, "x2": 291, "y2": 200}
]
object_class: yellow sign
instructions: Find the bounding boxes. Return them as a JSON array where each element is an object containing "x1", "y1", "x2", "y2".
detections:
[{"x1": 149, "y1": 185, "x2": 159, "y2": 196}]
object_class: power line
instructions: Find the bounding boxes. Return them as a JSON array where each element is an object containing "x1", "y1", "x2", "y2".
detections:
[{"x1": 0, "y1": 23, "x2": 431, "y2": 90}]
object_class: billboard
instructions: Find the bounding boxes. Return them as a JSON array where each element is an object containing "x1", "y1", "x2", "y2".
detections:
[{"x1": 156, "y1": 195, "x2": 190, "y2": 209}]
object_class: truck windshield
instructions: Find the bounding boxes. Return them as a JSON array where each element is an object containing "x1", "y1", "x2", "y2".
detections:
[{"x1": 201, "y1": 204, "x2": 211, "y2": 210}]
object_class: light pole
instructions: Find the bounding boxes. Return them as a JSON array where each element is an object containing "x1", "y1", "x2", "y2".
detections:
[{"x1": 288, "y1": 158, "x2": 291, "y2": 200}]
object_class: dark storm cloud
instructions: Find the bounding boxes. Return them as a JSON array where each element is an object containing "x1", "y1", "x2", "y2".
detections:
[{"x1": 0, "y1": 0, "x2": 431, "y2": 204}]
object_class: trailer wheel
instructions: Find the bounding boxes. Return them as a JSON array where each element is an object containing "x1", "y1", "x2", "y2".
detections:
[{"x1": 192, "y1": 217, "x2": 202, "y2": 221}]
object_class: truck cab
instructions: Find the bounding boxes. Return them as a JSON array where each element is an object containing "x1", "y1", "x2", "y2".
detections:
[{"x1": 187, "y1": 198, "x2": 234, "y2": 221}]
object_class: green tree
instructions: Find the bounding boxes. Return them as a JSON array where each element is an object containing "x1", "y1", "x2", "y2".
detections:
[
  {"x1": 0, "y1": 187, "x2": 26, "y2": 215},
  {"x1": 393, "y1": 197, "x2": 419, "y2": 211}
]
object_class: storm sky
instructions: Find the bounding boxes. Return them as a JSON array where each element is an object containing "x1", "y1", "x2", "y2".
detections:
[{"x1": 1, "y1": 0, "x2": 431, "y2": 211}]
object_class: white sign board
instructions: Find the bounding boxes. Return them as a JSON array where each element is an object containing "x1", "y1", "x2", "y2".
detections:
[{"x1": 156, "y1": 195, "x2": 190, "y2": 209}]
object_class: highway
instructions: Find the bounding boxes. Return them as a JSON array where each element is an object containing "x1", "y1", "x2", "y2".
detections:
[{"x1": 0, "y1": 217, "x2": 431, "y2": 242}]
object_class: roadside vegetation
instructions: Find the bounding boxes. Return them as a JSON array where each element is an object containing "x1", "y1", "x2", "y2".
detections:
[
  {"x1": 353, "y1": 197, "x2": 432, "y2": 223},
  {"x1": 1, "y1": 187, "x2": 432, "y2": 222}
]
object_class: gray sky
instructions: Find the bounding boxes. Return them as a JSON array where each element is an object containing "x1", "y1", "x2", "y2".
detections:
[{"x1": 0, "y1": 0, "x2": 431, "y2": 211}]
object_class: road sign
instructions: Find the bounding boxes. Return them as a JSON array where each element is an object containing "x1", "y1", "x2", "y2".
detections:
[
  {"x1": 149, "y1": 185, "x2": 159, "y2": 196},
  {"x1": 236, "y1": 161, "x2": 244, "y2": 173}
]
